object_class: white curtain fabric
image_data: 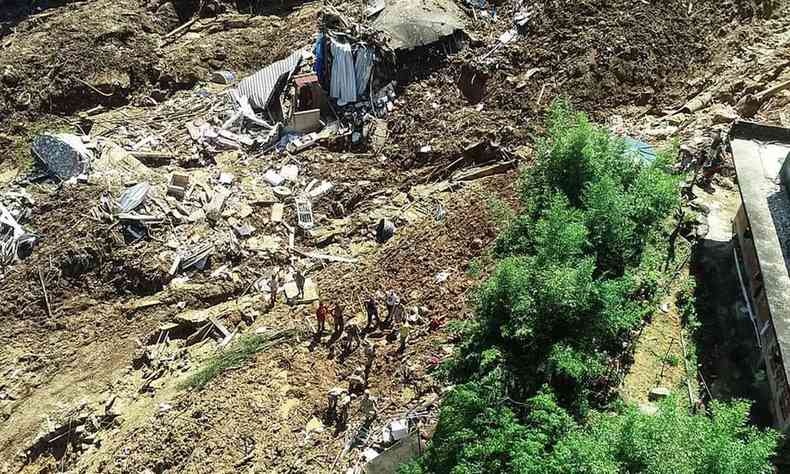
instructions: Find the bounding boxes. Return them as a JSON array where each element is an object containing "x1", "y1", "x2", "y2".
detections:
[
  {"x1": 354, "y1": 46, "x2": 375, "y2": 98},
  {"x1": 330, "y1": 38, "x2": 357, "y2": 106}
]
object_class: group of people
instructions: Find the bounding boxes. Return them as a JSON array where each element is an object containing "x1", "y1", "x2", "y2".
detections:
[
  {"x1": 325, "y1": 340, "x2": 380, "y2": 429},
  {"x1": 326, "y1": 387, "x2": 377, "y2": 430},
  {"x1": 315, "y1": 290, "x2": 411, "y2": 353},
  {"x1": 267, "y1": 266, "x2": 307, "y2": 308},
  {"x1": 320, "y1": 290, "x2": 414, "y2": 430},
  {"x1": 323, "y1": 339, "x2": 380, "y2": 429}
]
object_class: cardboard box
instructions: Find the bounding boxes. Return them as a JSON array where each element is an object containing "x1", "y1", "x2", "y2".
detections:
[{"x1": 290, "y1": 109, "x2": 322, "y2": 133}]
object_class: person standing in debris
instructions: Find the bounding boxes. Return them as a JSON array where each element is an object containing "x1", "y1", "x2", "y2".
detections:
[
  {"x1": 399, "y1": 321, "x2": 411, "y2": 353},
  {"x1": 348, "y1": 366, "x2": 366, "y2": 394},
  {"x1": 365, "y1": 296, "x2": 379, "y2": 331},
  {"x1": 333, "y1": 303, "x2": 346, "y2": 337},
  {"x1": 392, "y1": 302, "x2": 404, "y2": 326},
  {"x1": 316, "y1": 300, "x2": 328, "y2": 336},
  {"x1": 384, "y1": 290, "x2": 400, "y2": 326},
  {"x1": 295, "y1": 268, "x2": 306, "y2": 300},
  {"x1": 345, "y1": 316, "x2": 362, "y2": 353},
  {"x1": 360, "y1": 390, "x2": 378, "y2": 424},
  {"x1": 364, "y1": 341, "x2": 376, "y2": 382},
  {"x1": 327, "y1": 387, "x2": 345, "y2": 422},
  {"x1": 269, "y1": 271, "x2": 280, "y2": 309},
  {"x1": 337, "y1": 393, "x2": 352, "y2": 429}
]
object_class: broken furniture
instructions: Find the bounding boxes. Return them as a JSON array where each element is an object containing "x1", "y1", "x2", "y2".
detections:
[
  {"x1": 295, "y1": 195, "x2": 314, "y2": 230},
  {"x1": 288, "y1": 73, "x2": 327, "y2": 133},
  {"x1": 167, "y1": 173, "x2": 190, "y2": 200}
]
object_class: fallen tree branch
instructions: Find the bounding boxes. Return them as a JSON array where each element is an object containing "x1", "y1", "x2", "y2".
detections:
[
  {"x1": 164, "y1": 0, "x2": 206, "y2": 38},
  {"x1": 72, "y1": 76, "x2": 115, "y2": 97},
  {"x1": 38, "y1": 268, "x2": 52, "y2": 318},
  {"x1": 756, "y1": 78, "x2": 790, "y2": 101}
]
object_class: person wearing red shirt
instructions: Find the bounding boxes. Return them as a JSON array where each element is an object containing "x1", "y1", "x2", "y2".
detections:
[{"x1": 316, "y1": 301, "x2": 328, "y2": 336}]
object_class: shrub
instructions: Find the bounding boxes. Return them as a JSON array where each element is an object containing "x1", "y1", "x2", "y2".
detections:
[{"x1": 408, "y1": 100, "x2": 777, "y2": 473}]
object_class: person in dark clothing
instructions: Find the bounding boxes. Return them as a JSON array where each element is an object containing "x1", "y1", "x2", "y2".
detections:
[
  {"x1": 333, "y1": 303, "x2": 345, "y2": 337},
  {"x1": 365, "y1": 296, "x2": 379, "y2": 330},
  {"x1": 295, "y1": 269, "x2": 306, "y2": 300}
]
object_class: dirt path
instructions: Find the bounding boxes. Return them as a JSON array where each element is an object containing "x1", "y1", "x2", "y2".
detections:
[{"x1": 621, "y1": 294, "x2": 688, "y2": 406}]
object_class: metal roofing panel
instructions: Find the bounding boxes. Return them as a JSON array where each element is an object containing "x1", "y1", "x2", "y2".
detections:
[{"x1": 237, "y1": 51, "x2": 303, "y2": 111}]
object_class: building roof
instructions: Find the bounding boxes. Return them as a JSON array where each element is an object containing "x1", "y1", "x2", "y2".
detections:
[
  {"x1": 730, "y1": 121, "x2": 790, "y2": 385},
  {"x1": 373, "y1": 0, "x2": 466, "y2": 50}
]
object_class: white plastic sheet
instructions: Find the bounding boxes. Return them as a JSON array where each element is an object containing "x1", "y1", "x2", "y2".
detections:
[
  {"x1": 354, "y1": 47, "x2": 375, "y2": 97},
  {"x1": 330, "y1": 38, "x2": 357, "y2": 106}
]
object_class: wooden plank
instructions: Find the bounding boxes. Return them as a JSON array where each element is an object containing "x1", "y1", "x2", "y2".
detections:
[
  {"x1": 208, "y1": 315, "x2": 231, "y2": 338},
  {"x1": 294, "y1": 249, "x2": 358, "y2": 263},
  {"x1": 271, "y1": 203, "x2": 284, "y2": 223}
]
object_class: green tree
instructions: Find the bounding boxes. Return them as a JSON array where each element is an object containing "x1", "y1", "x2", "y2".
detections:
[
  {"x1": 405, "y1": 100, "x2": 777, "y2": 474},
  {"x1": 549, "y1": 399, "x2": 778, "y2": 474}
]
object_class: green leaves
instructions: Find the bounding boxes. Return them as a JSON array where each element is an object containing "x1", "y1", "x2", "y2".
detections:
[
  {"x1": 405, "y1": 100, "x2": 778, "y2": 474},
  {"x1": 563, "y1": 399, "x2": 779, "y2": 474}
]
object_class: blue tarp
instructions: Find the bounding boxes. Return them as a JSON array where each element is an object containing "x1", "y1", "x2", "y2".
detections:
[
  {"x1": 623, "y1": 137, "x2": 657, "y2": 164},
  {"x1": 313, "y1": 33, "x2": 326, "y2": 83}
]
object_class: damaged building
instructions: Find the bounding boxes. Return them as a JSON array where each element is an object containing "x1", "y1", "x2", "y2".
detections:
[{"x1": 731, "y1": 121, "x2": 790, "y2": 431}]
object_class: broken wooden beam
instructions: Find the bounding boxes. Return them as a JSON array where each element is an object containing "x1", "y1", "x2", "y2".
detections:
[
  {"x1": 451, "y1": 160, "x2": 516, "y2": 181},
  {"x1": 293, "y1": 249, "x2": 358, "y2": 263},
  {"x1": 129, "y1": 151, "x2": 175, "y2": 165}
]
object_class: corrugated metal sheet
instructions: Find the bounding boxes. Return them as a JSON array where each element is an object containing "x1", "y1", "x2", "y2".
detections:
[{"x1": 237, "y1": 51, "x2": 303, "y2": 111}]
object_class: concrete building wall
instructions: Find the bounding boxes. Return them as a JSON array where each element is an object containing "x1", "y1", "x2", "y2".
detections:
[{"x1": 734, "y1": 205, "x2": 790, "y2": 431}]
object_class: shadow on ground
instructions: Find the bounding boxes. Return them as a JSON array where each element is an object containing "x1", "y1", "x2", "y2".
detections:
[{"x1": 691, "y1": 235, "x2": 774, "y2": 427}]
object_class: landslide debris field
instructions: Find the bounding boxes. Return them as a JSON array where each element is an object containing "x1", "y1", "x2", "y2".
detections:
[{"x1": 0, "y1": 0, "x2": 788, "y2": 472}]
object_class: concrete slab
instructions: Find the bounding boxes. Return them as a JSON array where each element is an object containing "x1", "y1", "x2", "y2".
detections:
[{"x1": 730, "y1": 121, "x2": 790, "y2": 393}]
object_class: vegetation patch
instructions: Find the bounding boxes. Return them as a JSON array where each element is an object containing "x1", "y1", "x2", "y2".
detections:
[
  {"x1": 182, "y1": 329, "x2": 300, "y2": 391},
  {"x1": 402, "y1": 101, "x2": 778, "y2": 473}
]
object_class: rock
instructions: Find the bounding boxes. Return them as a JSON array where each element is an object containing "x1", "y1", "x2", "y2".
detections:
[
  {"x1": 644, "y1": 126, "x2": 679, "y2": 140},
  {"x1": 90, "y1": 69, "x2": 131, "y2": 92},
  {"x1": 709, "y1": 103, "x2": 737, "y2": 124},
  {"x1": 688, "y1": 199, "x2": 711, "y2": 215},
  {"x1": 376, "y1": 218, "x2": 396, "y2": 243},
  {"x1": 1, "y1": 66, "x2": 19, "y2": 86},
  {"x1": 737, "y1": 94, "x2": 763, "y2": 118},
  {"x1": 648, "y1": 387, "x2": 671, "y2": 401},
  {"x1": 695, "y1": 223, "x2": 710, "y2": 239},
  {"x1": 693, "y1": 213, "x2": 710, "y2": 239},
  {"x1": 638, "y1": 403, "x2": 659, "y2": 416},
  {"x1": 392, "y1": 192, "x2": 408, "y2": 207},
  {"x1": 155, "y1": 2, "x2": 181, "y2": 31},
  {"x1": 305, "y1": 417, "x2": 324, "y2": 434}
]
